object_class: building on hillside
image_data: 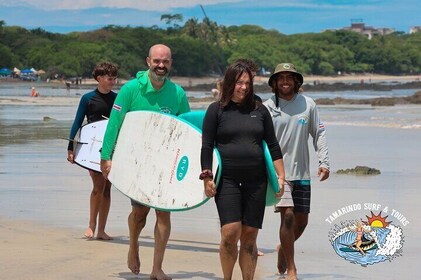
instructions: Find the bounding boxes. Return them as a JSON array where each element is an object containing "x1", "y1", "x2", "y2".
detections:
[
  {"x1": 323, "y1": 19, "x2": 395, "y2": 39},
  {"x1": 342, "y1": 19, "x2": 394, "y2": 39},
  {"x1": 409, "y1": 26, "x2": 421, "y2": 33}
]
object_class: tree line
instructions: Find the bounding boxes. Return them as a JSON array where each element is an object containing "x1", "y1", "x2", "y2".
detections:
[{"x1": 0, "y1": 17, "x2": 420, "y2": 79}]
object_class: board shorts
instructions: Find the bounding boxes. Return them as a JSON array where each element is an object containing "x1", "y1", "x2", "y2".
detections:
[
  {"x1": 215, "y1": 167, "x2": 267, "y2": 229},
  {"x1": 274, "y1": 180, "x2": 311, "y2": 213}
]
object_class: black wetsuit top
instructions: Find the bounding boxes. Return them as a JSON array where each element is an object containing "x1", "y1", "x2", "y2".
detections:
[
  {"x1": 201, "y1": 100, "x2": 282, "y2": 171},
  {"x1": 67, "y1": 89, "x2": 117, "y2": 151}
]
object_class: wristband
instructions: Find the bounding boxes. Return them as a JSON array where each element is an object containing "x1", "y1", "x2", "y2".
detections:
[{"x1": 199, "y1": 170, "x2": 213, "y2": 180}]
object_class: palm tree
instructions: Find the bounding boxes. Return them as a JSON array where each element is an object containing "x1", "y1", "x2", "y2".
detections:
[{"x1": 182, "y1": 18, "x2": 200, "y2": 38}]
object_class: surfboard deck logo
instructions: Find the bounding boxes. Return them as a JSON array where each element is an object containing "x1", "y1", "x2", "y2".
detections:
[{"x1": 108, "y1": 111, "x2": 221, "y2": 211}]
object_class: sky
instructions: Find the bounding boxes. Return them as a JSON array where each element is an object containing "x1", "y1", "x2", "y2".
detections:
[{"x1": 0, "y1": 0, "x2": 419, "y2": 34}]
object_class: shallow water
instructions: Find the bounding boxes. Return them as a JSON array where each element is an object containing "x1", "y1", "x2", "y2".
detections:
[{"x1": 1, "y1": 82, "x2": 419, "y2": 99}]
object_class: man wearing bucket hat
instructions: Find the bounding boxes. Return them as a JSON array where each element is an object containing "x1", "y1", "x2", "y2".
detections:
[{"x1": 264, "y1": 63, "x2": 330, "y2": 279}]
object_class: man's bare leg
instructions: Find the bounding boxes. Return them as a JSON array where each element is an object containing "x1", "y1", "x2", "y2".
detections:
[
  {"x1": 280, "y1": 207, "x2": 297, "y2": 279},
  {"x1": 278, "y1": 210, "x2": 308, "y2": 275},
  {"x1": 238, "y1": 225, "x2": 259, "y2": 280},
  {"x1": 293, "y1": 212, "x2": 308, "y2": 240},
  {"x1": 220, "y1": 222, "x2": 241, "y2": 280},
  {"x1": 97, "y1": 178, "x2": 112, "y2": 240},
  {"x1": 128, "y1": 205, "x2": 150, "y2": 275},
  {"x1": 150, "y1": 210, "x2": 172, "y2": 280}
]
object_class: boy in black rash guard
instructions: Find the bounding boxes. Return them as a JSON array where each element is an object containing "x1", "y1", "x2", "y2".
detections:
[
  {"x1": 67, "y1": 62, "x2": 118, "y2": 240},
  {"x1": 200, "y1": 62, "x2": 286, "y2": 280}
]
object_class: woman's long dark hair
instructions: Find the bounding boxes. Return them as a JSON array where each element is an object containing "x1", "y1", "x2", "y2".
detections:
[{"x1": 219, "y1": 62, "x2": 255, "y2": 111}]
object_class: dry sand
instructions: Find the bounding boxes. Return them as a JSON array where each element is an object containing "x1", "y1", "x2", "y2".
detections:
[{"x1": 0, "y1": 216, "x2": 224, "y2": 280}]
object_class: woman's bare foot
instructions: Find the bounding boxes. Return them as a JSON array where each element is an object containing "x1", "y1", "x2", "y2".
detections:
[
  {"x1": 277, "y1": 244, "x2": 287, "y2": 274},
  {"x1": 258, "y1": 250, "x2": 264, "y2": 256},
  {"x1": 96, "y1": 232, "x2": 113, "y2": 240},
  {"x1": 150, "y1": 269, "x2": 172, "y2": 280},
  {"x1": 127, "y1": 247, "x2": 140, "y2": 274},
  {"x1": 84, "y1": 227, "x2": 95, "y2": 238}
]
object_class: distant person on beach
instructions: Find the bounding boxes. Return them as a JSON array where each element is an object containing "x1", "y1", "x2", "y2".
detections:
[
  {"x1": 100, "y1": 44, "x2": 190, "y2": 279},
  {"x1": 65, "y1": 81, "x2": 71, "y2": 93},
  {"x1": 200, "y1": 61, "x2": 285, "y2": 280},
  {"x1": 211, "y1": 79, "x2": 222, "y2": 100},
  {"x1": 31, "y1": 86, "x2": 39, "y2": 97},
  {"x1": 67, "y1": 62, "x2": 118, "y2": 240},
  {"x1": 264, "y1": 63, "x2": 330, "y2": 280}
]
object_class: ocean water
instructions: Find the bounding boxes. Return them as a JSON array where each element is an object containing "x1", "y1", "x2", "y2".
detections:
[
  {"x1": 0, "y1": 82, "x2": 418, "y2": 99},
  {"x1": 320, "y1": 104, "x2": 421, "y2": 129},
  {"x1": 1, "y1": 83, "x2": 421, "y2": 129}
]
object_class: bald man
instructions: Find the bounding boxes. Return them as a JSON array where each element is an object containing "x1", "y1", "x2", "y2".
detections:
[{"x1": 101, "y1": 44, "x2": 191, "y2": 279}]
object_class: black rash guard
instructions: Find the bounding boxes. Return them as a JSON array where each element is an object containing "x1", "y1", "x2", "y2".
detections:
[
  {"x1": 201, "y1": 100, "x2": 282, "y2": 171},
  {"x1": 67, "y1": 89, "x2": 117, "y2": 151}
]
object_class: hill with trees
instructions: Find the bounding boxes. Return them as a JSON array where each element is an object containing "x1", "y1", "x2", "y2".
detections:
[{"x1": 0, "y1": 17, "x2": 420, "y2": 80}]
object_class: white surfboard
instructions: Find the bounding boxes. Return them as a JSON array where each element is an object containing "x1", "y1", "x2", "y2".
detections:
[
  {"x1": 108, "y1": 111, "x2": 221, "y2": 211},
  {"x1": 73, "y1": 120, "x2": 108, "y2": 172}
]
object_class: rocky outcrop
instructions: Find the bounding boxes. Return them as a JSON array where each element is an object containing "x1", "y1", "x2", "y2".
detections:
[
  {"x1": 316, "y1": 91, "x2": 421, "y2": 106},
  {"x1": 336, "y1": 166, "x2": 381, "y2": 175}
]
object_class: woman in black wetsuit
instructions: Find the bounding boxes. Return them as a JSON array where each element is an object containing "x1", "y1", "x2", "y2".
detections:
[{"x1": 200, "y1": 62, "x2": 285, "y2": 279}]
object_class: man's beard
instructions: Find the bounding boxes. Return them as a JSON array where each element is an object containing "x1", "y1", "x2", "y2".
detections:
[
  {"x1": 276, "y1": 83, "x2": 299, "y2": 96},
  {"x1": 150, "y1": 68, "x2": 169, "y2": 82}
]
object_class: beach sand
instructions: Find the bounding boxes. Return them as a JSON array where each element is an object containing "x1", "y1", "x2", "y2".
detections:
[{"x1": 0, "y1": 96, "x2": 420, "y2": 279}]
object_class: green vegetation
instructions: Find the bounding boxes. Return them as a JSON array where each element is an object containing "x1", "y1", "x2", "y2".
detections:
[{"x1": 0, "y1": 17, "x2": 420, "y2": 79}]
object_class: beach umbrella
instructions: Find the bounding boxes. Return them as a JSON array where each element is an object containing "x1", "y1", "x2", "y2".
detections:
[
  {"x1": 13, "y1": 67, "x2": 21, "y2": 74},
  {"x1": 21, "y1": 68, "x2": 34, "y2": 74},
  {"x1": 0, "y1": 67, "x2": 12, "y2": 76}
]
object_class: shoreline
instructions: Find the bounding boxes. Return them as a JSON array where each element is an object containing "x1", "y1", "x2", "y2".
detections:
[{"x1": 1, "y1": 90, "x2": 420, "y2": 107}]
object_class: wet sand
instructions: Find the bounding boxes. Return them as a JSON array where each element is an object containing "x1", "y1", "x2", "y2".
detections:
[{"x1": 0, "y1": 97, "x2": 420, "y2": 279}]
